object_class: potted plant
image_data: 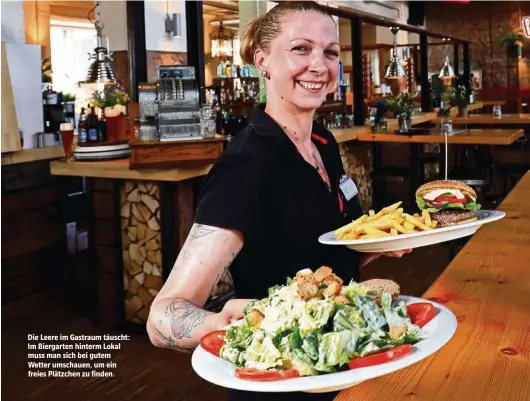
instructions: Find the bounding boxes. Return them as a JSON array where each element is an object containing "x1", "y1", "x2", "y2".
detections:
[
  {"x1": 386, "y1": 91, "x2": 417, "y2": 133},
  {"x1": 501, "y1": 31, "x2": 526, "y2": 58},
  {"x1": 452, "y1": 85, "x2": 469, "y2": 117},
  {"x1": 62, "y1": 92, "x2": 76, "y2": 114},
  {"x1": 41, "y1": 57, "x2": 52, "y2": 86},
  {"x1": 91, "y1": 85, "x2": 129, "y2": 142}
]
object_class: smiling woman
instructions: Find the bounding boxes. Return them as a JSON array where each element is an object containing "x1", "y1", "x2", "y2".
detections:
[{"x1": 147, "y1": 3, "x2": 410, "y2": 401}]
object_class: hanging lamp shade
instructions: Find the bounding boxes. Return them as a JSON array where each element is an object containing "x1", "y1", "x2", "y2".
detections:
[
  {"x1": 84, "y1": 2, "x2": 118, "y2": 84},
  {"x1": 211, "y1": 21, "x2": 234, "y2": 58},
  {"x1": 439, "y1": 38, "x2": 455, "y2": 78},
  {"x1": 385, "y1": 27, "x2": 405, "y2": 77},
  {"x1": 85, "y1": 47, "x2": 117, "y2": 83},
  {"x1": 439, "y1": 56, "x2": 455, "y2": 77}
]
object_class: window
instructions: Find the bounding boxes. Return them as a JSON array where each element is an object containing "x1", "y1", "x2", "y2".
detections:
[{"x1": 50, "y1": 20, "x2": 97, "y2": 94}]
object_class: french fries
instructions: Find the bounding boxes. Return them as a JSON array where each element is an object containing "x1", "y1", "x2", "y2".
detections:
[{"x1": 335, "y1": 201, "x2": 439, "y2": 240}]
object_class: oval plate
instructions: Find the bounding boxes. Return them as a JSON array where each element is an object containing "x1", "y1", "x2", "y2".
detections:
[
  {"x1": 191, "y1": 296, "x2": 457, "y2": 393},
  {"x1": 318, "y1": 210, "x2": 505, "y2": 253}
]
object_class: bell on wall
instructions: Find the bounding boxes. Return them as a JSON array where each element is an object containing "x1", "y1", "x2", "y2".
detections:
[{"x1": 85, "y1": 1, "x2": 118, "y2": 84}]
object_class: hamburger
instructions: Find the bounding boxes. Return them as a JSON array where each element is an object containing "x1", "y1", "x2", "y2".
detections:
[{"x1": 416, "y1": 180, "x2": 481, "y2": 227}]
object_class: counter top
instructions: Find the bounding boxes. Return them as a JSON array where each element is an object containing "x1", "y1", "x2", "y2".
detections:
[
  {"x1": 2, "y1": 146, "x2": 64, "y2": 166},
  {"x1": 50, "y1": 159, "x2": 212, "y2": 182},
  {"x1": 431, "y1": 114, "x2": 530, "y2": 125},
  {"x1": 336, "y1": 172, "x2": 530, "y2": 401},
  {"x1": 49, "y1": 111, "x2": 439, "y2": 181},
  {"x1": 356, "y1": 128, "x2": 524, "y2": 145},
  {"x1": 331, "y1": 112, "x2": 438, "y2": 143}
]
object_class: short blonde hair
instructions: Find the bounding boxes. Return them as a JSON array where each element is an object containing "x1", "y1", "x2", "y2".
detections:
[{"x1": 240, "y1": 1, "x2": 333, "y2": 66}]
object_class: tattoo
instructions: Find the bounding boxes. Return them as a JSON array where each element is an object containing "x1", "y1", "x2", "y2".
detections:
[
  {"x1": 152, "y1": 323, "x2": 194, "y2": 353},
  {"x1": 188, "y1": 224, "x2": 216, "y2": 241},
  {"x1": 165, "y1": 299, "x2": 212, "y2": 340},
  {"x1": 209, "y1": 248, "x2": 241, "y2": 294}
]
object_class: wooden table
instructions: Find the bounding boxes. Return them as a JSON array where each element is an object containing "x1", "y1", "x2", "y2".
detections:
[
  {"x1": 431, "y1": 114, "x2": 530, "y2": 125},
  {"x1": 336, "y1": 171, "x2": 530, "y2": 401},
  {"x1": 357, "y1": 128, "x2": 524, "y2": 145}
]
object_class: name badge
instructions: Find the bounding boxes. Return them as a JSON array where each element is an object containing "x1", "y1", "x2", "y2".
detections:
[{"x1": 339, "y1": 174, "x2": 358, "y2": 201}]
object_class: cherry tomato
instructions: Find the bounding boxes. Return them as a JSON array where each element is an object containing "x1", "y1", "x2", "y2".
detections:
[
  {"x1": 407, "y1": 302, "x2": 436, "y2": 328},
  {"x1": 433, "y1": 196, "x2": 467, "y2": 204},
  {"x1": 200, "y1": 330, "x2": 226, "y2": 357},
  {"x1": 235, "y1": 368, "x2": 300, "y2": 381},
  {"x1": 348, "y1": 344, "x2": 413, "y2": 369}
]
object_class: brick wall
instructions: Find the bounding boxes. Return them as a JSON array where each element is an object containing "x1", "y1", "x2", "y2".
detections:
[{"x1": 425, "y1": 1, "x2": 530, "y2": 88}]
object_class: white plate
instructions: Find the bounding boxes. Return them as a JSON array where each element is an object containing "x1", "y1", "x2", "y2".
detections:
[
  {"x1": 191, "y1": 296, "x2": 457, "y2": 393},
  {"x1": 318, "y1": 210, "x2": 505, "y2": 253}
]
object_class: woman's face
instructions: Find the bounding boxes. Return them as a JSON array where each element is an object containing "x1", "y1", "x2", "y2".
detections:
[{"x1": 259, "y1": 12, "x2": 340, "y2": 111}]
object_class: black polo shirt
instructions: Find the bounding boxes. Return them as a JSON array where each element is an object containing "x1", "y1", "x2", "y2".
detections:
[{"x1": 195, "y1": 106, "x2": 363, "y2": 300}]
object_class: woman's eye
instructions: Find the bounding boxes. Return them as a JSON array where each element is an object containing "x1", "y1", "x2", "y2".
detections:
[
  {"x1": 292, "y1": 45, "x2": 309, "y2": 52},
  {"x1": 326, "y1": 50, "x2": 339, "y2": 57}
]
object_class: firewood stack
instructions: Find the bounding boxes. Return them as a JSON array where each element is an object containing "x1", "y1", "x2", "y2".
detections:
[{"x1": 121, "y1": 181, "x2": 163, "y2": 323}]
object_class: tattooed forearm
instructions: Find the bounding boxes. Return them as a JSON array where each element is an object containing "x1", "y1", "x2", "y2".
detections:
[
  {"x1": 151, "y1": 324, "x2": 195, "y2": 352},
  {"x1": 209, "y1": 248, "x2": 242, "y2": 294},
  {"x1": 188, "y1": 224, "x2": 217, "y2": 241},
  {"x1": 165, "y1": 299, "x2": 213, "y2": 340}
]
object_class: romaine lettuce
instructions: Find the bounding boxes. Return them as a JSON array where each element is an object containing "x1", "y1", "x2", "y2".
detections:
[{"x1": 416, "y1": 195, "x2": 481, "y2": 212}]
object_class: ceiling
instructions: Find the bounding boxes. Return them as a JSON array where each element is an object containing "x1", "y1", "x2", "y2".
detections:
[{"x1": 203, "y1": 1, "x2": 239, "y2": 20}]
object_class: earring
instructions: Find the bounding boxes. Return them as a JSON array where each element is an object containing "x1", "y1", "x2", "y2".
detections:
[{"x1": 261, "y1": 70, "x2": 270, "y2": 79}]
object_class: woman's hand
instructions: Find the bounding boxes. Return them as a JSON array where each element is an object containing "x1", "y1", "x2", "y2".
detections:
[
  {"x1": 211, "y1": 298, "x2": 254, "y2": 329},
  {"x1": 359, "y1": 249, "x2": 412, "y2": 268}
]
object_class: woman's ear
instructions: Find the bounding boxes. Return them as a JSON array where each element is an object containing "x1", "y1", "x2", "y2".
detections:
[{"x1": 254, "y1": 49, "x2": 268, "y2": 76}]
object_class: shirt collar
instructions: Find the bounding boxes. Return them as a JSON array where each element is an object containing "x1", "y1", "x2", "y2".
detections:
[{"x1": 249, "y1": 104, "x2": 330, "y2": 153}]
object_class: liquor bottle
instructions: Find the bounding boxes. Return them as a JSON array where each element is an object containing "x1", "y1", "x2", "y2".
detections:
[
  {"x1": 78, "y1": 107, "x2": 87, "y2": 143},
  {"x1": 87, "y1": 106, "x2": 100, "y2": 142},
  {"x1": 248, "y1": 82, "x2": 255, "y2": 99},
  {"x1": 98, "y1": 108, "x2": 107, "y2": 143},
  {"x1": 225, "y1": 62, "x2": 232, "y2": 78},
  {"x1": 217, "y1": 62, "x2": 225, "y2": 78}
]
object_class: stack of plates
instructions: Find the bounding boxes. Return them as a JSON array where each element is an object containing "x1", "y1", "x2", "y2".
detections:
[{"x1": 74, "y1": 141, "x2": 131, "y2": 161}]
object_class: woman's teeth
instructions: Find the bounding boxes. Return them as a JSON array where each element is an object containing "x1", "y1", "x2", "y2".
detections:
[{"x1": 297, "y1": 81, "x2": 324, "y2": 90}]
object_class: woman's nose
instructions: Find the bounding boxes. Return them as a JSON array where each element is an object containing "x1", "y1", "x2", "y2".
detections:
[{"x1": 308, "y1": 52, "x2": 327, "y2": 76}]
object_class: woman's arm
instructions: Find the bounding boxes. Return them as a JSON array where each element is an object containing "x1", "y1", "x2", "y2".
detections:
[{"x1": 146, "y1": 223, "x2": 247, "y2": 352}]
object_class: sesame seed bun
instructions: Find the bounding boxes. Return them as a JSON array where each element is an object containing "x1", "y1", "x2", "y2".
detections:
[{"x1": 416, "y1": 180, "x2": 477, "y2": 202}]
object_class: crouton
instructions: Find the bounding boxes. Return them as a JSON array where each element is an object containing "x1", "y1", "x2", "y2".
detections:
[
  {"x1": 335, "y1": 295, "x2": 350, "y2": 305},
  {"x1": 295, "y1": 268, "x2": 314, "y2": 280},
  {"x1": 389, "y1": 324, "x2": 407, "y2": 341},
  {"x1": 298, "y1": 281, "x2": 319, "y2": 300},
  {"x1": 247, "y1": 309, "x2": 264, "y2": 327},
  {"x1": 321, "y1": 275, "x2": 343, "y2": 297},
  {"x1": 313, "y1": 266, "x2": 333, "y2": 283}
]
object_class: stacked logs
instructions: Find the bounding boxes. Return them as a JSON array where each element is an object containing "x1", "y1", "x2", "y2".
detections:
[{"x1": 120, "y1": 181, "x2": 163, "y2": 324}]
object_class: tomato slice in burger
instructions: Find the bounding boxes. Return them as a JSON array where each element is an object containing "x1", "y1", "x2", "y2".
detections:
[
  {"x1": 200, "y1": 330, "x2": 226, "y2": 357},
  {"x1": 434, "y1": 196, "x2": 467, "y2": 204},
  {"x1": 235, "y1": 368, "x2": 300, "y2": 381},
  {"x1": 348, "y1": 344, "x2": 413, "y2": 369},
  {"x1": 406, "y1": 302, "x2": 436, "y2": 328}
]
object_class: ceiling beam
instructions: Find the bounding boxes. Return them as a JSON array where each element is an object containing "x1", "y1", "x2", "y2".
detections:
[{"x1": 203, "y1": 1, "x2": 239, "y2": 12}]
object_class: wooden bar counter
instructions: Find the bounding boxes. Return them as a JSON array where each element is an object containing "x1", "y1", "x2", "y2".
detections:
[
  {"x1": 336, "y1": 171, "x2": 530, "y2": 401},
  {"x1": 49, "y1": 157, "x2": 233, "y2": 329}
]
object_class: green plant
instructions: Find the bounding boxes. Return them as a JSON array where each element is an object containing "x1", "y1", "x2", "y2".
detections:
[
  {"x1": 91, "y1": 85, "x2": 129, "y2": 108},
  {"x1": 385, "y1": 91, "x2": 417, "y2": 120},
  {"x1": 500, "y1": 31, "x2": 526, "y2": 48},
  {"x1": 453, "y1": 85, "x2": 469, "y2": 108},
  {"x1": 42, "y1": 57, "x2": 52, "y2": 83},
  {"x1": 62, "y1": 93, "x2": 76, "y2": 102}
]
